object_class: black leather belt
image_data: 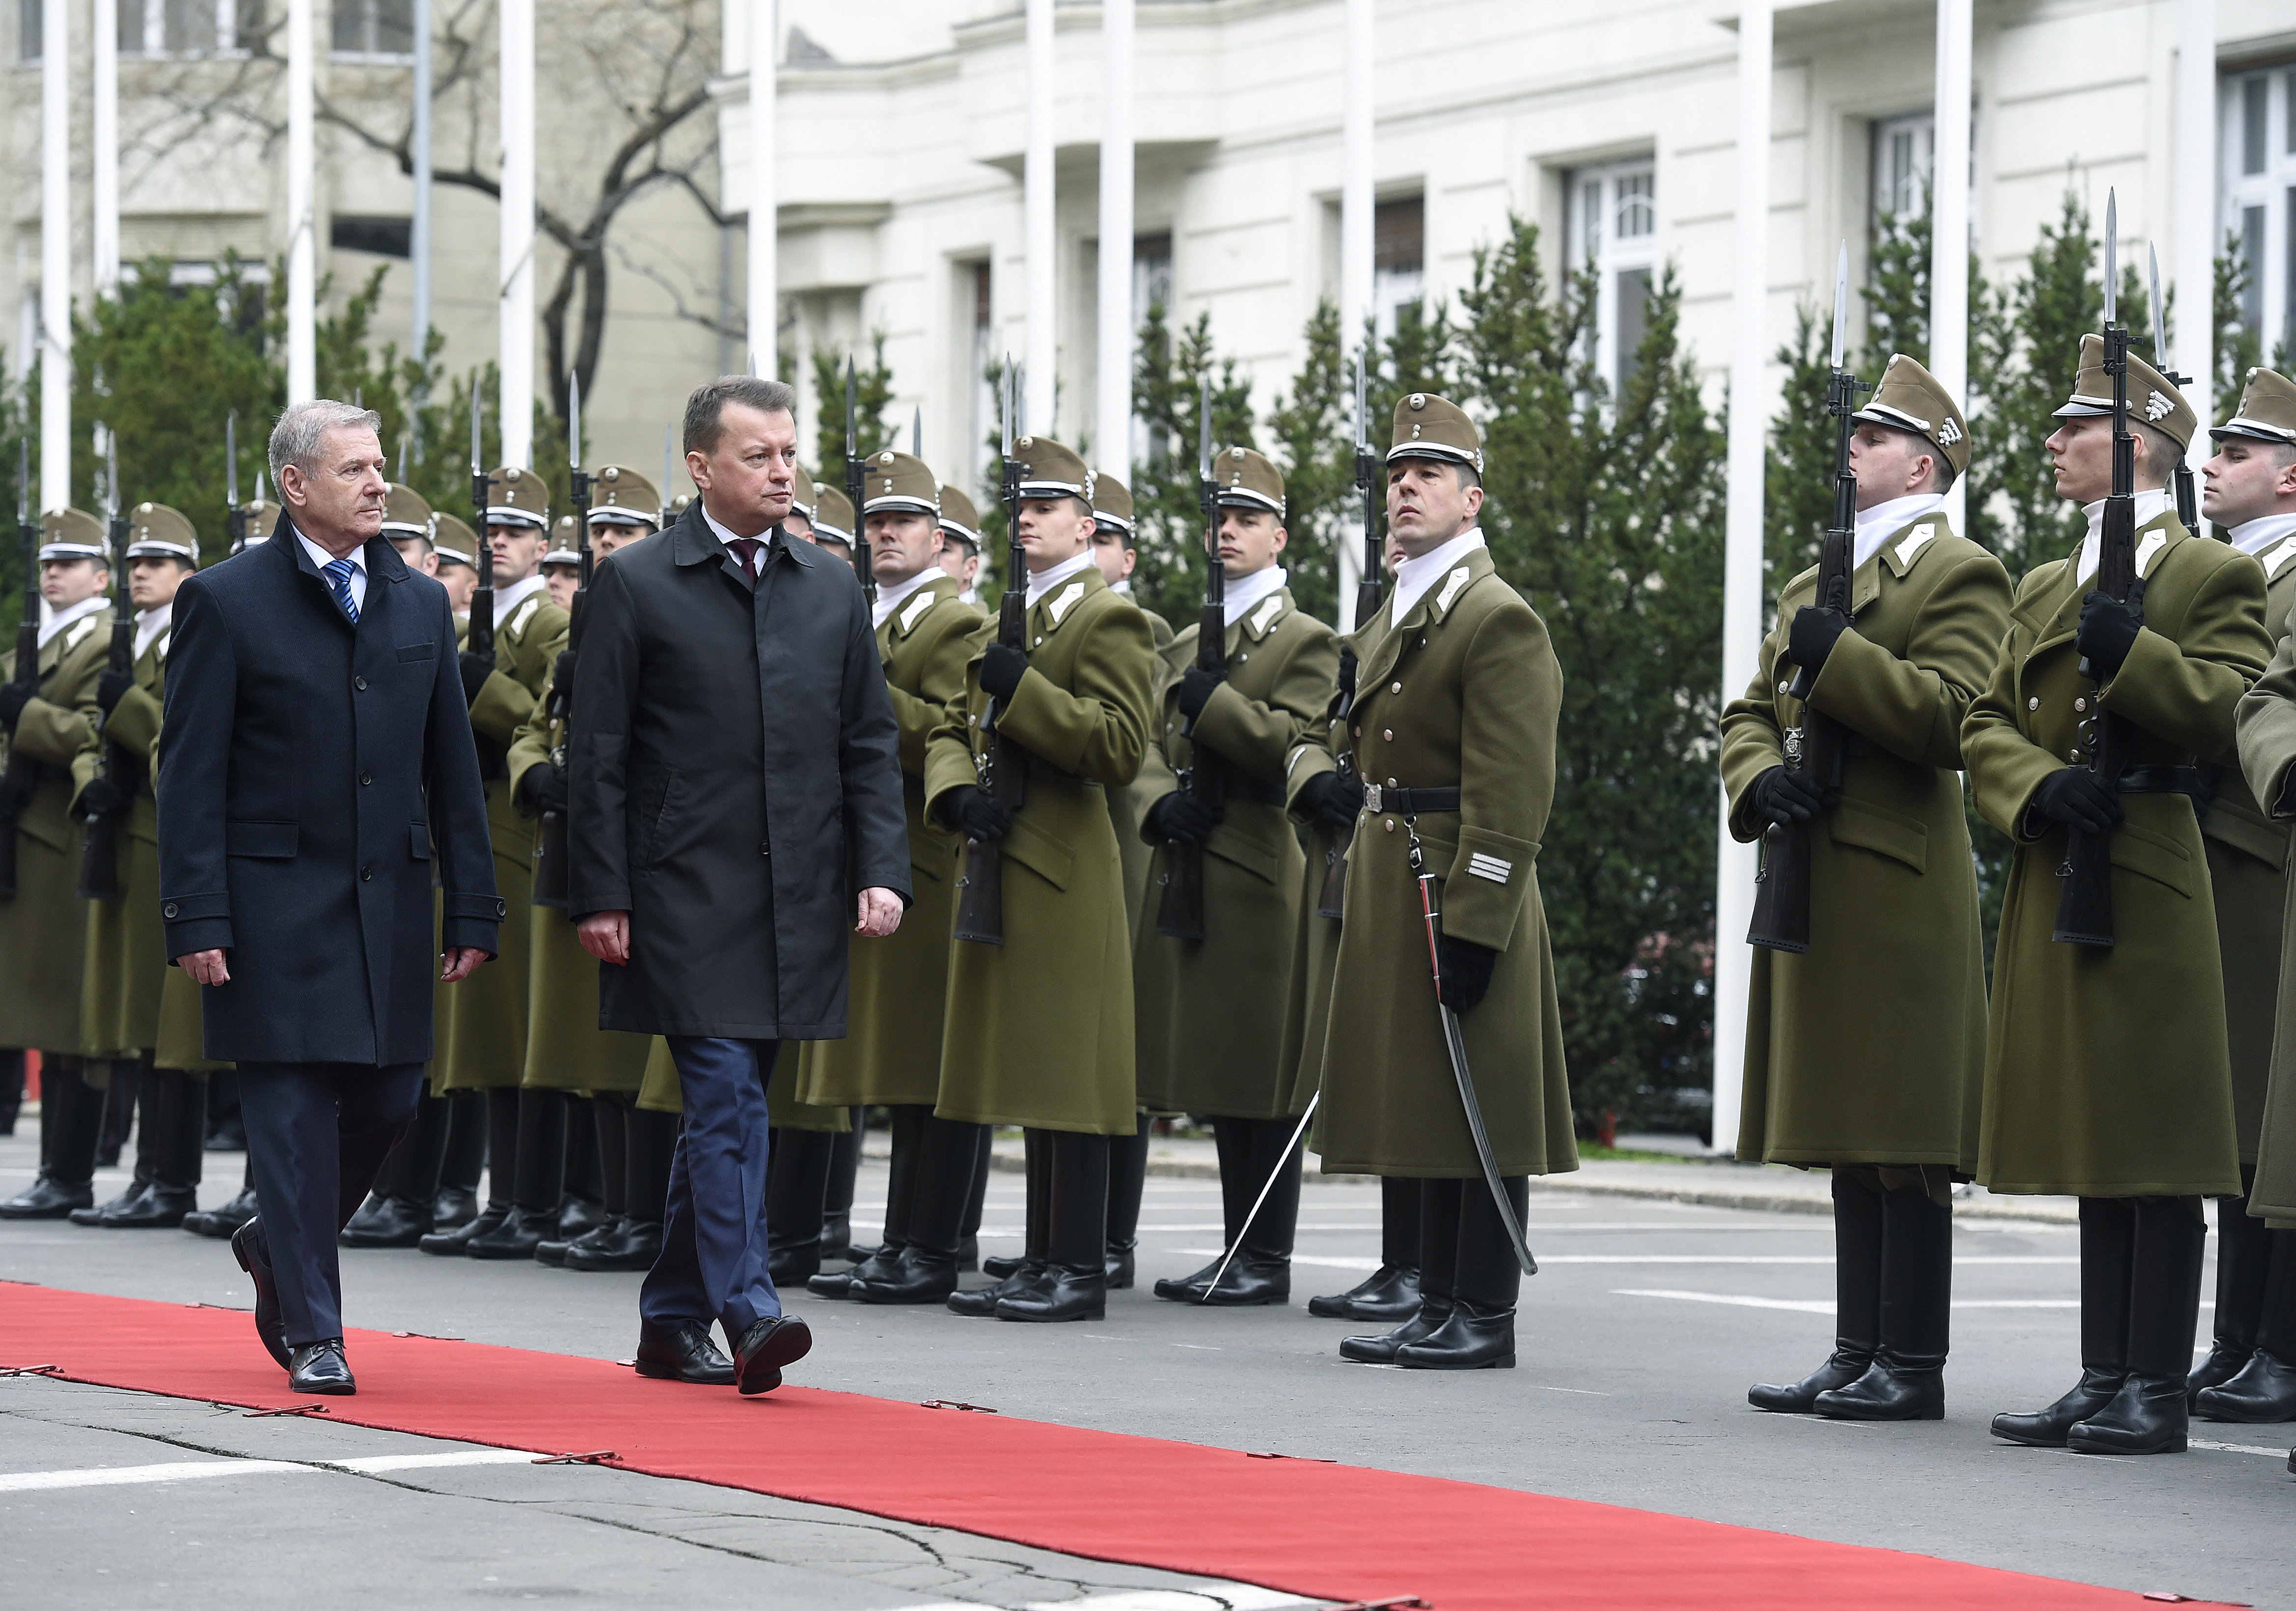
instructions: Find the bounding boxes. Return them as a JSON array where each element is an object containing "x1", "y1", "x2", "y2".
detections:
[
  {"x1": 1362, "y1": 784, "x2": 1461, "y2": 816},
  {"x1": 2117, "y1": 765, "x2": 2205, "y2": 796}
]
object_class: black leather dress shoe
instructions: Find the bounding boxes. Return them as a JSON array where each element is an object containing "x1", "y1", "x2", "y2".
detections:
[
  {"x1": 810, "y1": 1245, "x2": 900, "y2": 1300},
  {"x1": 1339, "y1": 1301, "x2": 1451, "y2": 1364},
  {"x1": 288, "y1": 1339, "x2": 356, "y2": 1395},
  {"x1": 633, "y1": 1321, "x2": 737, "y2": 1385},
  {"x1": 2188, "y1": 1339, "x2": 2253, "y2": 1407},
  {"x1": 767, "y1": 1244, "x2": 822, "y2": 1287},
  {"x1": 72, "y1": 1180, "x2": 153, "y2": 1226},
  {"x1": 535, "y1": 1238, "x2": 573, "y2": 1266},
  {"x1": 555, "y1": 1195, "x2": 612, "y2": 1242},
  {"x1": 0, "y1": 1173, "x2": 96, "y2": 1220},
  {"x1": 850, "y1": 1248, "x2": 960, "y2": 1305},
  {"x1": 996, "y1": 1263, "x2": 1106, "y2": 1323},
  {"x1": 340, "y1": 1193, "x2": 433, "y2": 1249},
  {"x1": 981, "y1": 1252, "x2": 1026, "y2": 1280},
  {"x1": 2195, "y1": 1351, "x2": 2296, "y2": 1423},
  {"x1": 1151, "y1": 1256, "x2": 1226, "y2": 1303},
  {"x1": 1156, "y1": 1254, "x2": 1290, "y2": 1307},
  {"x1": 1394, "y1": 1300, "x2": 1516, "y2": 1370},
  {"x1": 105, "y1": 1182, "x2": 197, "y2": 1228},
  {"x1": 949, "y1": 1264, "x2": 1045, "y2": 1317},
  {"x1": 186, "y1": 1186, "x2": 260, "y2": 1239},
  {"x1": 1309, "y1": 1264, "x2": 1422, "y2": 1322},
  {"x1": 418, "y1": 1203, "x2": 507, "y2": 1256},
  {"x1": 564, "y1": 1218, "x2": 662, "y2": 1272},
  {"x1": 1813, "y1": 1354, "x2": 1944, "y2": 1420},
  {"x1": 231, "y1": 1219, "x2": 292, "y2": 1369},
  {"x1": 2069, "y1": 1374, "x2": 2189, "y2": 1454},
  {"x1": 732, "y1": 1314, "x2": 813, "y2": 1395},
  {"x1": 1749, "y1": 1349, "x2": 1875, "y2": 1414},
  {"x1": 466, "y1": 1205, "x2": 557, "y2": 1260},
  {"x1": 1991, "y1": 1369, "x2": 2125, "y2": 1448},
  {"x1": 430, "y1": 1186, "x2": 480, "y2": 1232}
]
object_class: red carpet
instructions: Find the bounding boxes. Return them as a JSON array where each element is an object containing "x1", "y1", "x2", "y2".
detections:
[{"x1": 2, "y1": 1283, "x2": 2166, "y2": 1610}]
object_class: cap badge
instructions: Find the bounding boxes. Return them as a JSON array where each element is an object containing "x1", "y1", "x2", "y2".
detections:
[
  {"x1": 879, "y1": 450, "x2": 895, "y2": 465},
  {"x1": 1230, "y1": 447, "x2": 1245, "y2": 462},
  {"x1": 1411, "y1": 424, "x2": 1422, "y2": 439},
  {"x1": 1408, "y1": 394, "x2": 1426, "y2": 410},
  {"x1": 1936, "y1": 417, "x2": 1963, "y2": 446},
  {"x1": 2144, "y1": 392, "x2": 2172, "y2": 423},
  {"x1": 505, "y1": 467, "x2": 520, "y2": 482},
  {"x1": 602, "y1": 466, "x2": 618, "y2": 481}
]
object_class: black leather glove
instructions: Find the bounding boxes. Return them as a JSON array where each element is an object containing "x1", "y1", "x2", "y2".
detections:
[
  {"x1": 980, "y1": 643, "x2": 1028, "y2": 701},
  {"x1": 1296, "y1": 769, "x2": 1364, "y2": 834},
  {"x1": 96, "y1": 668, "x2": 135, "y2": 715},
  {"x1": 1176, "y1": 666, "x2": 1226, "y2": 721},
  {"x1": 1750, "y1": 765, "x2": 1825, "y2": 828},
  {"x1": 1437, "y1": 934, "x2": 1498, "y2": 1016},
  {"x1": 2030, "y1": 766, "x2": 2122, "y2": 833},
  {"x1": 2076, "y1": 577, "x2": 2147, "y2": 678},
  {"x1": 937, "y1": 784, "x2": 1013, "y2": 843},
  {"x1": 553, "y1": 650, "x2": 578, "y2": 693},
  {"x1": 1787, "y1": 575, "x2": 1853, "y2": 678},
  {"x1": 0, "y1": 681, "x2": 32, "y2": 733},
  {"x1": 1147, "y1": 791, "x2": 1224, "y2": 845},
  {"x1": 518, "y1": 760, "x2": 569, "y2": 816},
  {"x1": 77, "y1": 775, "x2": 127, "y2": 819},
  {"x1": 458, "y1": 650, "x2": 495, "y2": 706}
]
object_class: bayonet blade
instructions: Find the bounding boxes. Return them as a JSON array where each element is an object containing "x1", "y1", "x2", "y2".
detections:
[
  {"x1": 15, "y1": 439, "x2": 27, "y2": 525},
  {"x1": 1016, "y1": 364, "x2": 1028, "y2": 440},
  {"x1": 1354, "y1": 350, "x2": 1368, "y2": 449},
  {"x1": 1197, "y1": 375, "x2": 1212, "y2": 483},
  {"x1": 1829, "y1": 241, "x2": 1849, "y2": 372},
  {"x1": 470, "y1": 374, "x2": 484, "y2": 477},
  {"x1": 2148, "y1": 243, "x2": 2168, "y2": 364},
  {"x1": 104, "y1": 429, "x2": 119, "y2": 524},
  {"x1": 2103, "y1": 191, "x2": 2117, "y2": 327},
  {"x1": 662, "y1": 423, "x2": 675, "y2": 504},
  {"x1": 912, "y1": 407, "x2": 922, "y2": 457},
  {"x1": 844, "y1": 357, "x2": 857, "y2": 461},
  {"x1": 1000, "y1": 360, "x2": 1014, "y2": 456},
  {"x1": 226, "y1": 413, "x2": 239, "y2": 508},
  {"x1": 397, "y1": 434, "x2": 408, "y2": 483},
  {"x1": 568, "y1": 369, "x2": 581, "y2": 473}
]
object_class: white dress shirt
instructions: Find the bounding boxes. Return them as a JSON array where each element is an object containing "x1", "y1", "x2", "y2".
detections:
[
  {"x1": 1222, "y1": 564, "x2": 1288, "y2": 629},
  {"x1": 1390, "y1": 528, "x2": 1487, "y2": 628},
  {"x1": 295, "y1": 531, "x2": 368, "y2": 614},
  {"x1": 700, "y1": 501, "x2": 773, "y2": 575},
  {"x1": 2075, "y1": 489, "x2": 2173, "y2": 584},
  {"x1": 1852, "y1": 493, "x2": 1949, "y2": 571},
  {"x1": 1024, "y1": 549, "x2": 1099, "y2": 609}
]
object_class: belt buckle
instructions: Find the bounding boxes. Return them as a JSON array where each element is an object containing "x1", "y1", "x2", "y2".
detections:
[{"x1": 1363, "y1": 783, "x2": 1384, "y2": 814}]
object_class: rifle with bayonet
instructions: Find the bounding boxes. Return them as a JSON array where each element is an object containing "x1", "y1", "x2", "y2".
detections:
[
  {"x1": 2148, "y1": 244, "x2": 2200, "y2": 531},
  {"x1": 1154, "y1": 376, "x2": 1227, "y2": 942},
  {"x1": 1318, "y1": 348, "x2": 1384, "y2": 919},
  {"x1": 661, "y1": 423, "x2": 677, "y2": 529},
  {"x1": 952, "y1": 366, "x2": 1029, "y2": 945},
  {"x1": 1749, "y1": 242, "x2": 1866, "y2": 953},
  {"x1": 845, "y1": 358, "x2": 875, "y2": 603},
  {"x1": 532, "y1": 373, "x2": 588, "y2": 907},
  {"x1": 2054, "y1": 192, "x2": 2136, "y2": 948},
  {"x1": 467, "y1": 376, "x2": 495, "y2": 663},
  {"x1": 77, "y1": 433, "x2": 136, "y2": 901},
  {"x1": 0, "y1": 441, "x2": 41, "y2": 900},
  {"x1": 225, "y1": 412, "x2": 246, "y2": 555}
]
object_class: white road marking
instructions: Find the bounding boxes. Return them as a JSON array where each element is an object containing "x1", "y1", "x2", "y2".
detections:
[
  {"x1": 2190, "y1": 1439, "x2": 2290, "y2": 1459},
  {"x1": 891, "y1": 1591, "x2": 1319, "y2": 1611},
  {"x1": 0, "y1": 1446, "x2": 549, "y2": 1493},
  {"x1": 1614, "y1": 1289, "x2": 2085, "y2": 1313},
  {"x1": 1175, "y1": 1251, "x2": 2073, "y2": 1268}
]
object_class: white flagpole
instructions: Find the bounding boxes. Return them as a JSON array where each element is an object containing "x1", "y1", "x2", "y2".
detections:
[
  {"x1": 1024, "y1": 0, "x2": 1055, "y2": 436},
  {"x1": 1336, "y1": 0, "x2": 1373, "y2": 632},
  {"x1": 2172, "y1": 0, "x2": 2215, "y2": 532},
  {"x1": 411, "y1": 0, "x2": 434, "y2": 381},
  {"x1": 1096, "y1": 0, "x2": 1134, "y2": 483},
  {"x1": 94, "y1": 0, "x2": 119, "y2": 298},
  {"x1": 39, "y1": 0, "x2": 71, "y2": 510},
  {"x1": 1930, "y1": 0, "x2": 1971, "y2": 534},
  {"x1": 286, "y1": 0, "x2": 316, "y2": 404},
  {"x1": 499, "y1": 0, "x2": 536, "y2": 466},
  {"x1": 747, "y1": 0, "x2": 776, "y2": 380}
]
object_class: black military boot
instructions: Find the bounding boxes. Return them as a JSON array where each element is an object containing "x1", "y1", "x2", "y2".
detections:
[
  {"x1": 1105, "y1": 1111, "x2": 1150, "y2": 1289},
  {"x1": 1994, "y1": 1196, "x2": 2135, "y2": 1446},
  {"x1": 764, "y1": 1126, "x2": 835, "y2": 1286},
  {"x1": 545, "y1": 1097, "x2": 623, "y2": 1266},
  {"x1": 1155, "y1": 1116, "x2": 1256, "y2": 1302},
  {"x1": 1186, "y1": 1117, "x2": 1302, "y2": 1307},
  {"x1": 2071, "y1": 1197, "x2": 2205, "y2": 1454},
  {"x1": 817, "y1": 1106, "x2": 921, "y2": 1298},
  {"x1": 2197, "y1": 1227, "x2": 2296, "y2": 1421},
  {"x1": 94, "y1": 1060, "x2": 135, "y2": 1168},
  {"x1": 855, "y1": 1115, "x2": 980, "y2": 1305},
  {"x1": 469, "y1": 1089, "x2": 568, "y2": 1260},
  {"x1": 1397, "y1": 1175, "x2": 1526, "y2": 1369},
  {"x1": 186, "y1": 1159, "x2": 259, "y2": 1238},
  {"x1": 1343, "y1": 1179, "x2": 1454, "y2": 1363},
  {"x1": 1817, "y1": 1181, "x2": 1950, "y2": 1420},
  {"x1": 202, "y1": 1068, "x2": 244, "y2": 1151},
  {"x1": 0, "y1": 1048, "x2": 24, "y2": 1135},
  {"x1": 954, "y1": 1130, "x2": 1049, "y2": 1315},
  {"x1": 1752, "y1": 1170, "x2": 1884, "y2": 1412},
  {"x1": 820, "y1": 1114, "x2": 865, "y2": 1264},
  {"x1": 341, "y1": 1113, "x2": 437, "y2": 1248},
  {"x1": 999, "y1": 1130, "x2": 1109, "y2": 1322},
  {"x1": 420, "y1": 1088, "x2": 518, "y2": 1254},
  {"x1": 568, "y1": 1106, "x2": 674, "y2": 1272},
  {"x1": 958, "y1": 1124, "x2": 992, "y2": 1272},
  {"x1": 0, "y1": 1059, "x2": 104, "y2": 1219},
  {"x1": 102, "y1": 1067, "x2": 202, "y2": 1227},
  {"x1": 2190, "y1": 1170, "x2": 2268, "y2": 1405},
  {"x1": 1313, "y1": 1176, "x2": 1422, "y2": 1321},
  {"x1": 431, "y1": 1090, "x2": 489, "y2": 1229},
  {"x1": 74, "y1": 1061, "x2": 163, "y2": 1227}
]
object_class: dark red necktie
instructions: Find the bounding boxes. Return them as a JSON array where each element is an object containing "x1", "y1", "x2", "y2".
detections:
[{"x1": 727, "y1": 537, "x2": 763, "y2": 577}]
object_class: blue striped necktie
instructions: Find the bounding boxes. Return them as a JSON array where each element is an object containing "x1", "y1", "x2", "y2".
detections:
[{"x1": 322, "y1": 557, "x2": 360, "y2": 623}]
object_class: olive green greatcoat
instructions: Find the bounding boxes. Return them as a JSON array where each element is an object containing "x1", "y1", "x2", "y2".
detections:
[
  {"x1": 153, "y1": 954, "x2": 225, "y2": 1073},
  {"x1": 2232, "y1": 578, "x2": 2296, "y2": 1223},
  {"x1": 73, "y1": 627, "x2": 171, "y2": 1055},
  {"x1": 1315, "y1": 546, "x2": 1578, "y2": 1178},
  {"x1": 631, "y1": 1031, "x2": 845, "y2": 1128},
  {"x1": 1108, "y1": 595, "x2": 1176, "y2": 936},
  {"x1": 434, "y1": 587, "x2": 567, "y2": 1092},
  {"x1": 1132, "y1": 588, "x2": 1337, "y2": 1118},
  {"x1": 1966, "y1": 513, "x2": 2269, "y2": 1198},
  {"x1": 636, "y1": 1034, "x2": 681, "y2": 1112},
  {"x1": 797, "y1": 574, "x2": 974, "y2": 1109},
  {"x1": 924, "y1": 565, "x2": 1156, "y2": 1134},
  {"x1": 0, "y1": 607, "x2": 111, "y2": 1052},
  {"x1": 1718, "y1": 518, "x2": 2011, "y2": 1170}
]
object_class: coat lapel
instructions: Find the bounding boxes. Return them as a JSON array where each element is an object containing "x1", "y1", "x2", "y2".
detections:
[
  {"x1": 1029, "y1": 564, "x2": 1104, "y2": 641},
  {"x1": 1358, "y1": 548, "x2": 1491, "y2": 691}
]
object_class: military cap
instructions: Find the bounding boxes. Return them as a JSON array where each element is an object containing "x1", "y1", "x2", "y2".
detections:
[
  {"x1": 1853, "y1": 353, "x2": 1971, "y2": 479},
  {"x1": 860, "y1": 449, "x2": 940, "y2": 517},
  {"x1": 588, "y1": 463, "x2": 661, "y2": 527},
  {"x1": 2213, "y1": 367, "x2": 2296, "y2": 447},
  {"x1": 671, "y1": 494, "x2": 693, "y2": 517},
  {"x1": 1212, "y1": 445, "x2": 1286, "y2": 517},
  {"x1": 382, "y1": 482, "x2": 434, "y2": 539},
  {"x1": 1013, "y1": 437, "x2": 1094, "y2": 503},
  {"x1": 483, "y1": 464, "x2": 549, "y2": 530},
  {"x1": 790, "y1": 462, "x2": 818, "y2": 520},
  {"x1": 939, "y1": 484, "x2": 983, "y2": 551},
  {"x1": 2054, "y1": 333, "x2": 2199, "y2": 451},
  {"x1": 812, "y1": 485, "x2": 856, "y2": 546},
  {"x1": 37, "y1": 508, "x2": 108, "y2": 563},
  {"x1": 124, "y1": 502, "x2": 199, "y2": 565},
  {"x1": 230, "y1": 498, "x2": 279, "y2": 555},
  {"x1": 543, "y1": 516, "x2": 583, "y2": 569},
  {"x1": 430, "y1": 511, "x2": 481, "y2": 570},
  {"x1": 1092, "y1": 472, "x2": 1135, "y2": 537},
  {"x1": 1388, "y1": 392, "x2": 1484, "y2": 474}
]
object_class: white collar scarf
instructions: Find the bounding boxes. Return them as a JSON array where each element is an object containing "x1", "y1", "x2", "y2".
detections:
[
  {"x1": 872, "y1": 563, "x2": 944, "y2": 630},
  {"x1": 2227, "y1": 512, "x2": 2296, "y2": 558},
  {"x1": 1390, "y1": 529, "x2": 1486, "y2": 629},
  {"x1": 37, "y1": 594, "x2": 109, "y2": 650},
  {"x1": 492, "y1": 569, "x2": 548, "y2": 626},
  {"x1": 134, "y1": 602, "x2": 173, "y2": 661},
  {"x1": 1852, "y1": 493, "x2": 1948, "y2": 571},
  {"x1": 1024, "y1": 549, "x2": 1098, "y2": 610},
  {"x1": 1222, "y1": 565, "x2": 1288, "y2": 629},
  {"x1": 2076, "y1": 489, "x2": 2173, "y2": 584}
]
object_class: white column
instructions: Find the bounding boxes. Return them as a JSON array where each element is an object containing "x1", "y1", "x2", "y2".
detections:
[
  {"x1": 411, "y1": 0, "x2": 433, "y2": 372},
  {"x1": 2173, "y1": 0, "x2": 2215, "y2": 531},
  {"x1": 1336, "y1": 0, "x2": 1373, "y2": 631},
  {"x1": 1712, "y1": 0, "x2": 1773, "y2": 1157},
  {"x1": 747, "y1": 0, "x2": 775, "y2": 379},
  {"x1": 1023, "y1": 0, "x2": 1055, "y2": 435},
  {"x1": 498, "y1": 0, "x2": 535, "y2": 466},
  {"x1": 285, "y1": 0, "x2": 315, "y2": 404},
  {"x1": 1095, "y1": 0, "x2": 1133, "y2": 481},
  {"x1": 1930, "y1": 0, "x2": 1971, "y2": 532},
  {"x1": 93, "y1": 0, "x2": 119, "y2": 297},
  {"x1": 39, "y1": 0, "x2": 69, "y2": 511}
]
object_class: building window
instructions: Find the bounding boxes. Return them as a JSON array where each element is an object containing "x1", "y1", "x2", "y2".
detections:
[
  {"x1": 1872, "y1": 111, "x2": 1935, "y2": 228},
  {"x1": 331, "y1": 215, "x2": 411, "y2": 258},
  {"x1": 115, "y1": 0, "x2": 253, "y2": 56},
  {"x1": 2224, "y1": 68, "x2": 2296, "y2": 362},
  {"x1": 331, "y1": 0, "x2": 410, "y2": 58},
  {"x1": 1372, "y1": 196, "x2": 1424, "y2": 348},
  {"x1": 967, "y1": 260, "x2": 994, "y2": 485},
  {"x1": 20, "y1": 0, "x2": 40, "y2": 60},
  {"x1": 1566, "y1": 158, "x2": 1657, "y2": 395},
  {"x1": 1131, "y1": 231, "x2": 1173, "y2": 468}
]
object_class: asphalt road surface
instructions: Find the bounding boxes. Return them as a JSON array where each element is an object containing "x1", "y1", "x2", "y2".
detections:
[{"x1": 4, "y1": 1129, "x2": 2290, "y2": 1609}]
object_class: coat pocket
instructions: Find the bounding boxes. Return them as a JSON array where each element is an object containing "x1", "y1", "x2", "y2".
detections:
[
  {"x1": 1829, "y1": 797, "x2": 1928, "y2": 873},
  {"x1": 225, "y1": 819, "x2": 298, "y2": 859},
  {"x1": 1002, "y1": 815, "x2": 1074, "y2": 892},
  {"x1": 409, "y1": 822, "x2": 434, "y2": 860},
  {"x1": 637, "y1": 769, "x2": 682, "y2": 871},
  {"x1": 2201, "y1": 801, "x2": 2290, "y2": 872},
  {"x1": 2109, "y1": 818, "x2": 2195, "y2": 898},
  {"x1": 395, "y1": 641, "x2": 438, "y2": 662},
  {"x1": 1203, "y1": 818, "x2": 1282, "y2": 884}
]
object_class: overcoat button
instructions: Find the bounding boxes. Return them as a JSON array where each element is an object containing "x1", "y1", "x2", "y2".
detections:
[
  {"x1": 1353, "y1": 725, "x2": 1362, "y2": 739},
  {"x1": 1778, "y1": 680, "x2": 1790, "y2": 694},
  {"x1": 494, "y1": 899, "x2": 507, "y2": 917},
  {"x1": 2027, "y1": 696, "x2": 2039, "y2": 711},
  {"x1": 355, "y1": 675, "x2": 368, "y2": 691},
  {"x1": 360, "y1": 772, "x2": 373, "y2": 786},
  {"x1": 1239, "y1": 652, "x2": 1249, "y2": 662},
  {"x1": 1391, "y1": 682, "x2": 1402, "y2": 694},
  {"x1": 1034, "y1": 636, "x2": 1043, "y2": 647},
  {"x1": 2074, "y1": 697, "x2": 2087, "y2": 712},
  {"x1": 1382, "y1": 728, "x2": 1394, "y2": 742},
  {"x1": 163, "y1": 902, "x2": 178, "y2": 919},
  {"x1": 1387, "y1": 778, "x2": 1398, "y2": 787},
  {"x1": 1384, "y1": 819, "x2": 1396, "y2": 833},
  {"x1": 360, "y1": 865, "x2": 373, "y2": 882},
  {"x1": 761, "y1": 841, "x2": 770, "y2": 856}
]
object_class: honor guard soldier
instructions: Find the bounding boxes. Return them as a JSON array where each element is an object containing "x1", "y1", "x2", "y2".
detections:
[
  {"x1": 1720, "y1": 356, "x2": 2012, "y2": 1419},
  {"x1": 1089, "y1": 472, "x2": 1172, "y2": 648},
  {"x1": 926, "y1": 435, "x2": 1156, "y2": 1322},
  {"x1": 1134, "y1": 447, "x2": 1338, "y2": 1305},
  {"x1": 1969, "y1": 337, "x2": 2269, "y2": 1455},
  {"x1": 431, "y1": 514, "x2": 482, "y2": 625},
  {"x1": 785, "y1": 462, "x2": 821, "y2": 544},
  {"x1": 228, "y1": 495, "x2": 279, "y2": 556},
  {"x1": 938, "y1": 486, "x2": 984, "y2": 606},
  {"x1": 1316, "y1": 395, "x2": 1579, "y2": 1370},
  {"x1": 71, "y1": 505, "x2": 209, "y2": 1228},
  {"x1": 810, "y1": 484, "x2": 858, "y2": 569},
  {"x1": 0, "y1": 511, "x2": 119, "y2": 1220},
  {"x1": 381, "y1": 484, "x2": 435, "y2": 572},
  {"x1": 798, "y1": 450, "x2": 980, "y2": 1304},
  {"x1": 542, "y1": 518, "x2": 583, "y2": 610},
  {"x1": 423, "y1": 465, "x2": 571, "y2": 1258},
  {"x1": 2216, "y1": 368, "x2": 2296, "y2": 1423}
]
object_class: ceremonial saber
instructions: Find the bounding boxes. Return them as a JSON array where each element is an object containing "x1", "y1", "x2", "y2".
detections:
[{"x1": 1198, "y1": 1091, "x2": 1320, "y2": 1303}]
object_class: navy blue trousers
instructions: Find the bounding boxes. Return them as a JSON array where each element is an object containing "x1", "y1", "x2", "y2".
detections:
[
  {"x1": 237, "y1": 1060, "x2": 426, "y2": 1346},
  {"x1": 640, "y1": 1036, "x2": 783, "y2": 1338}
]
